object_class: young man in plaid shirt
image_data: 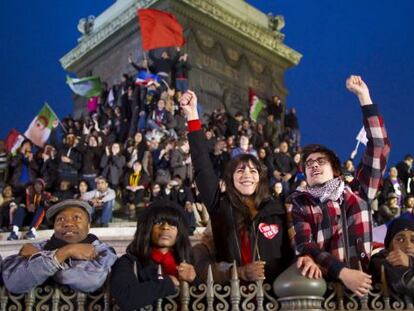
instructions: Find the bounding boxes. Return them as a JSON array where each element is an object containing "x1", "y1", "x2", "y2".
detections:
[{"x1": 288, "y1": 75, "x2": 391, "y2": 297}]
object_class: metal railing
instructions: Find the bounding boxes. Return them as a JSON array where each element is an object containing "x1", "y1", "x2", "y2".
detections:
[{"x1": 0, "y1": 265, "x2": 411, "y2": 310}]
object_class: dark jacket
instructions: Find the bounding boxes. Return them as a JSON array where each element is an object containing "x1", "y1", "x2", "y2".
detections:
[
  {"x1": 9, "y1": 153, "x2": 38, "y2": 187},
  {"x1": 396, "y1": 161, "x2": 412, "y2": 192},
  {"x1": 123, "y1": 170, "x2": 150, "y2": 189},
  {"x1": 175, "y1": 59, "x2": 191, "y2": 79},
  {"x1": 110, "y1": 253, "x2": 177, "y2": 311},
  {"x1": 57, "y1": 146, "x2": 82, "y2": 173},
  {"x1": 149, "y1": 108, "x2": 175, "y2": 130},
  {"x1": 273, "y1": 152, "x2": 297, "y2": 176},
  {"x1": 38, "y1": 156, "x2": 59, "y2": 190},
  {"x1": 189, "y1": 129, "x2": 292, "y2": 281},
  {"x1": 209, "y1": 151, "x2": 230, "y2": 179},
  {"x1": 100, "y1": 154, "x2": 126, "y2": 187},
  {"x1": 380, "y1": 177, "x2": 406, "y2": 205},
  {"x1": 370, "y1": 250, "x2": 414, "y2": 295},
  {"x1": 285, "y1": 111, "x2": 299, "y2": 130},
  {"x1": 77, "y1": 136, "x2": 102, "y2": 175}
]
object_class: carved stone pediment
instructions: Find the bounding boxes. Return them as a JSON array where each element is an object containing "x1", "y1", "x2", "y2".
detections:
[
  {"x1": 225, "y1": 48, "x2": 240, "y2": 62},
  {"x1": 249, "y1": 60, "x2": 265, "y2": 74},
  {"x1": 195, "y1": 29, "x2": 215, "y2": 49}
]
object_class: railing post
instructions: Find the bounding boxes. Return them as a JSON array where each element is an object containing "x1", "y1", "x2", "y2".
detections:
[
  {"x1": 333, "y1": 282, "x2": 345, "y2": 311},
  {"x1": 230, "y1": 262, "x2": 240, "y2": 311},
  {"x1": 381, "y1": 265, "x2": 391, "y2": 310},
  {"x1": 255, "y1": 278, "x2": 264, "y2": 311},
  {"x1": 103, "y1": 282, "x2": 111, "y2": 311},
  {"x1": 358, "y1": 261, "x2": 369, "y2": 310},
  {"x1": 180, "y1": 280, "x2": 190, "y2": 311},
  {"x1": 206, "y1": 265, "x2": 214, "y2": 311},
  {"x1": 76, "y1": 291, "x2": 86, "y2": 311},
  {"x1": 51, "y1": 285, "x2": 60, "y2": 311},
  {"x1": 24, "y1": 288, "x2": 35, "y2": 311},
  {"x1": 0, "y1": 287, "x2": 8, "y2": 311},
  {"x1": 273, "y1": 262, "x2": 326, "y2": 311},
  {"x1": 155, "y1": 264, "x2": 164, "y2": 311}
]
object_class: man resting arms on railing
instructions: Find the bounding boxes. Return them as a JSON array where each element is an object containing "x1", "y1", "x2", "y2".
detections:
[{"x1": 1, "y1": 199, "x2": 117, "y2": 293}]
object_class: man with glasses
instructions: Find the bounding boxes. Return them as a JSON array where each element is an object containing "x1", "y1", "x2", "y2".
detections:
[{"x1": 288, "y1": 75, "x2": 390, "y2": 297}]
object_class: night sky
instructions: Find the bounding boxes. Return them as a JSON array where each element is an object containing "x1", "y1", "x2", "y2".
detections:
[{"x1": 1, "y1": 0, "x2": 413, "y2": 167}]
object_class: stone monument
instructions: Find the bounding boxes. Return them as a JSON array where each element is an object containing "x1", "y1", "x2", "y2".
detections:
[{"x1": 60, "y1": 0, "x2": 301, "y2": 119}]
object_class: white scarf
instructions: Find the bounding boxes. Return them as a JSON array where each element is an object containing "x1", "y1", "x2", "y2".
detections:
[{"x1": 298, "y1": 177, "x2": 345, "y2": 203}]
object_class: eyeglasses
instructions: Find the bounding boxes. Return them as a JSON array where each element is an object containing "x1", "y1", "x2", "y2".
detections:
[{"x1": 304, "y1": 157, "x2": 329, "y2": 168}]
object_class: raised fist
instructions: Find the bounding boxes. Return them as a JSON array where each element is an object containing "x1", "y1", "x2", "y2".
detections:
[
  {"x1": 179, "y1": 90, "x2": 199, "y2": 121},
  {"x1": 346, "y1": 75, "x2": 372, "y2": 106}
]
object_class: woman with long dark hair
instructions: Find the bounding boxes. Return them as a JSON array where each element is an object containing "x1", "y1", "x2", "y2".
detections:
[
  {"x1": 110, "y1": 200, "x2": 196, "y2": 310},
  {"x1": 74, "y1": 180, "x2": 89, "y2": 200},
  {"x1": 180, "y1": 91, "x2": 300, "y2": 282},
  {"x1": 122, "y1": 160, "x2": 149, "y2": 218}
]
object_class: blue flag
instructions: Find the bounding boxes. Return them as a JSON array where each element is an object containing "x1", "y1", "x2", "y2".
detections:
[{"x1": 135, "y1": 70, "x2": 161, "y2": 86}]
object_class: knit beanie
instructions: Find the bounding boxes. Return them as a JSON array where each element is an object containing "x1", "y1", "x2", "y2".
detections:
[
  {"x1": 34, "y1": 178, "x2": 46, "y2": 189},
  {"x1": 384, "y1": 218, "x2": 414, "y2": 249}
]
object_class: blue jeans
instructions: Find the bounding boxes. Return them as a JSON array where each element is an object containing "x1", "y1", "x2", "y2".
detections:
[
  {"x1": 137, "y1": 112, "x2": 147, "y2": 131},
  {"x1": 146, "y1": 119, "x2": 165, "y2": 132},
  {"x1": 93, "y1": 200, "x2": 114, "y2": 226},
  {"x1": 82, "y1": 174, "x2": 97, "y2": 190},
  {"x1": 13, "y1": 204, "x2": 45, "y2": 229},
  {"x1": 176, "y1": 79, "x2": 188, "y2": 92}
]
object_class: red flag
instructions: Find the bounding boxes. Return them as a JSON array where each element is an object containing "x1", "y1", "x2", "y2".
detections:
[
  {"x1": 138, "y1": 9, "x2": 185, "y2": 51},
  {"x1": 4, "y1": 129, "x2": 24, "y2": 153}
]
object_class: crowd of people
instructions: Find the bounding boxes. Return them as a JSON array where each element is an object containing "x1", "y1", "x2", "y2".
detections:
[
  {"x1": 1, "y1": 48, "x2": 414, "y2": 307},
  {"x1": 0, "y1": 47, "x2": 299, "y2": 238}
]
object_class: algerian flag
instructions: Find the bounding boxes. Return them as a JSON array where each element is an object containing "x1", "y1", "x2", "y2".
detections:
[
  {"x1": 24, "y1": 103, "x2": 58, "y2": 147},
  {"x1": 66, "y1": 75, "x2": 102, "y2": 98},
  {"x1": 249, "y1": 88, "x2": 264, "y2": 122}
]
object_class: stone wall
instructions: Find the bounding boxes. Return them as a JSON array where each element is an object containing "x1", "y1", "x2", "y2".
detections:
[{"x1": 61, "y1": 0, "x2": 301, "y2": 120}]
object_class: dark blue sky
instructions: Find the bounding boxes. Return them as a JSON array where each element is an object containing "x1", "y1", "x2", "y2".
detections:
[{"x1": 1, "y1": 1, "x2": 413, "y2": 166}]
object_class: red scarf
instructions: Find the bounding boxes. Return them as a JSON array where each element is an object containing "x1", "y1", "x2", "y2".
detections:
[
  {"x1": 239, "y1": 228, "x2": 252, "y2": 265},
  {"x1": 150, "y1": 249, "x2": 178, "y2": 277}
]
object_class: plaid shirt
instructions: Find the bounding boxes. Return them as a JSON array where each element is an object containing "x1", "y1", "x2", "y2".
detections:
[{"x1": 288, "y1": 104, "x2": 390, "y2": 279}]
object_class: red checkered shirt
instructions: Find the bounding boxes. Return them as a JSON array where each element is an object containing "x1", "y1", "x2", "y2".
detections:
[{"x1": 288, "y1": 104, "x2": 391, "y2": 279}]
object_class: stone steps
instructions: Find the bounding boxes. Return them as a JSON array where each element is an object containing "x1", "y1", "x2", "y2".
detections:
[{"x1": 0, "y1": 224, "x2": 206, "y2": 258}]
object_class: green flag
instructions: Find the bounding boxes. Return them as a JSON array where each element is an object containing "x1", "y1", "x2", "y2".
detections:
[
  {"x1": 66, "y1": 75, "x2": 102, "y2": 98},
  {"x1": 24, "y1": 103, "x2": 58, "y2": 147},
  {"x1": 249, "y1": 88, "x2": 264, "y2": 122}
]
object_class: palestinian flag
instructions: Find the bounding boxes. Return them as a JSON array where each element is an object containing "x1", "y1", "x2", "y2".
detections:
[
  {"x1": 24, "y1": 103, "x2": 58, "y2": 147},
  {"x1": 4, "y1": 129, "x2": 25, "y2": 154},
  {"x1": 249, "y1": 88, "x2": 264, "y2": 122},
  {"x1": 66, "y1": 75, "x2": 102, "y2": 98}
]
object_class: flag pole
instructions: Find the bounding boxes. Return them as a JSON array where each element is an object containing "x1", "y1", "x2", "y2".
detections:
[
  {"x1": 44, "y1": 102, "x2": 67, "y2": 134},
  {"x1": 350, "y1": 140, "x2": 360, "y2": 160},
  {"x1": 142, "y1": 50, "x2": 150, "y2": 73}
]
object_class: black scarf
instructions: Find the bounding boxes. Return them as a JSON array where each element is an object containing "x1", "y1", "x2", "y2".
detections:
[{"x1": 44, "y1": 233, "x2": 99, "y2": 251}]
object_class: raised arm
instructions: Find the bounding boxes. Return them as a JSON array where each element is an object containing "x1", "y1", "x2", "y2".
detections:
[
  {"x1": 346, "y1": 75, "x2": 391, "y2": 201},
  {"x1": 179, "y1": 91, "x2": 221, "y2": 212}
]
